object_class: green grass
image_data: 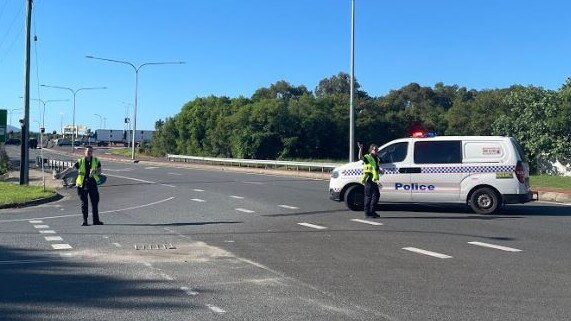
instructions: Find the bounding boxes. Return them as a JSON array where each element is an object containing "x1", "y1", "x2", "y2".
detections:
[
  {"x1": 530, "y1": 175, "x2": 571, "y2": 190},
  {"x1": 110, "y1": 148, "x2": 138, "y2": 157},
  {"x1": 0, "y1": 182, "x2": 56, "y2": 206}
]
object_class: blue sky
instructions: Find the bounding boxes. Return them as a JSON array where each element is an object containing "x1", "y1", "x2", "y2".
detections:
[{"x1": 1, "y1": 0, "x2": 570, "y2": 133}]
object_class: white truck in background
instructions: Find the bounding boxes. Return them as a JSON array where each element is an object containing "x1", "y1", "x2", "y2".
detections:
[{"x1": 94, "y1": 129, "x2": 154, "y2": 146}]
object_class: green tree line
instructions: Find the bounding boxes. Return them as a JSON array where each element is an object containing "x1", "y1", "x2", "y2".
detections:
[{"x1": 151, "y1": 73, "x2": 571, "y2": 172}]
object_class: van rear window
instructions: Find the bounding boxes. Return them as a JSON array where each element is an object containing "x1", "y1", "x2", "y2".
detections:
[
  {"x1": 511, "y1": 139, "x2": 528, "y2": 162},
  {"x1": 414, "y1": 141, "x2": 462, "y2": 164}
]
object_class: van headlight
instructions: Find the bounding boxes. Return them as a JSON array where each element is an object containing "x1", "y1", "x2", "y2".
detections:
[{"x1": 331, "y1": 170, "x2": 339, "y2": 179}]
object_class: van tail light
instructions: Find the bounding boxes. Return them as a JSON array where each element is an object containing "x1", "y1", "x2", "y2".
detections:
[{"x1": 515, "y1": 161, "x2": 525, "y2": 183}]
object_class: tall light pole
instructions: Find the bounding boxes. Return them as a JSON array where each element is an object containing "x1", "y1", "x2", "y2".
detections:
[
  {"x1": 349, "y1": 0, "x2": 356, "y2": 162},
  {"x1": 28, "y1": 98, "x2": 68, "y2": 190},
  {"x1": 41, "y1": 85, "x2": 107, "y2": 153},
  {"x1": 59, "y1": 112, "x2": 64, "y2": 135},
  {"x1": 8, "y1": 108, "x2": 22, "y2": 127},
  {"x1": 94, "y1": 113, "x2": 103, "y2": 129},
  {"x1": 86, "y1": 55, "x2": 184, "y2": 160}
]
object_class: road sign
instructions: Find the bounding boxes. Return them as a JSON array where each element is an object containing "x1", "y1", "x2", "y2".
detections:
[{"x1": 0, "y1": 110, "x2": 7, "y2": 143}]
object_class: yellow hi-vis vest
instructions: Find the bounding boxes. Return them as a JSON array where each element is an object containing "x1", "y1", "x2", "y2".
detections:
[
  {"x1": 76, "y1": 157, "x2": 100, "y2": 187},
  {"x1": 361, "y1": 154, "x2": 380, "y2": 184}
]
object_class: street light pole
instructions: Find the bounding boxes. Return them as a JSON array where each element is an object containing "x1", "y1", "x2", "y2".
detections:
[
  {"x1": 86, "y1": 55, "x2": 184, "y2": 160},
  {"x1": 8, "y1": 108, "x2": 22, "y2": 127},
  {"x1": 94, "y1": 113, "x2": 103, "y2": 129},
  {"x1": 41, "y1": 85, "x2": 106, "y2": 153},
  {"x1": 349, "y1": 0, "x2": 356, "y2": 162}
]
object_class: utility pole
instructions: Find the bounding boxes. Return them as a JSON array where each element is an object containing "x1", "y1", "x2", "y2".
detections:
[
  {"x1": 349, "y1": 0, "x2": 356, "y2": 162},
  {"x1": 20, "y1": 0, "x2": 32, "y2": 185}
]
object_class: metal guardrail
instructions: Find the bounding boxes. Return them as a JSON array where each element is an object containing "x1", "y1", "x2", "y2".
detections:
[{"x1": 167, "y1": 154, "x2": 342, "y2": 173}]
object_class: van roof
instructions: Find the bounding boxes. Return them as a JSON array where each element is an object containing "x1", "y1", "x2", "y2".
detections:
[{"x1": 386, "y1": 136, "x2": 511, "y2": 144}]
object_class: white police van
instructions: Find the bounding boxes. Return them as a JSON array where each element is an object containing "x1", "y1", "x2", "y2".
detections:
[{"x1": 329, "y1": 136, "x2": 537, "y2": 214}]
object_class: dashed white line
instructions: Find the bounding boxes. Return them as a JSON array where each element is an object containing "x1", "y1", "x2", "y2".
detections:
[
  {"x1": 351, "y1": 219, "x2": 383, "y2": 226},
  {"x1": 206, "y1": 305, "x2": 226, "y2": 314},
  {"x1": 145, "y1": 167, "x2": 159, "y2": 169},
  {"x1": 230, "y1": 195, "x2": 244, "y2": 199},
  {"x1": 44, "y1": 236, "x2": 63, "y2": 241},
  {"x1": 28, "y1": 220, "x2": 43, "y2": 224},
  {"x1": 39, "y1": 230, "x2": 56, "y2": 234},
  {"x1": 180, "y1": 286, "x2": 199, "y2": 296},
  {"x1": 167, "y1": 173, "x2": 182, "y2": 176},
  {"x1": 193, "y1": 189, "x2": 205, "y2": 192},
  {"x1": 235, "y1": 208, "x2": 254, "y2": 213},
  {"x1": 278, "y1": 205, "x2": 299, "y2": 209},
  {"x1": 468, "y1": 241, "x2": 522, "y2": 252},
  {"x1": 161, "y1": 184, "x2": 176, "y2": 188},
  {"x1": 402, "y1": 247, "x2": 452, "y2": 259},
  {"x1": 104, "y1": 173, "x2": 155, "y2": 184},
  {"x1": 33, "y1": 225, "x2": 49, "y2": 229},
  {"x1": 191, "y1": 198, "x2": 206, "y2": 202},
  {"x1": 297, "y1": 222, "x2": 327, "y2": 230},
  {"x1": 51, "y1": 244, "x2": 73, "y2": 250}
]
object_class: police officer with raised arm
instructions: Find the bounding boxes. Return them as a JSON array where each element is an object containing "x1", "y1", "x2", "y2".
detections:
[{"x1": 358, "y1": 142, "x2": 381, "y2": 218}]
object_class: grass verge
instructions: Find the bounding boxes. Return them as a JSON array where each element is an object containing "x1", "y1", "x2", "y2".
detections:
[
  {"x1": 0, "y1": 182, "x2": 56, "y2": 206},
  {"x1": 530, "y1": 175, "x2": 571, "y2": 191}
]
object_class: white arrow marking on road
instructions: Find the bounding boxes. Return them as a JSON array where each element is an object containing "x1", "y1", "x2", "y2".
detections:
[
  {"x1": 468, "y1": 241, "x2": 522, "y2": 252},
  {"x1": 191, "y1": 198, "x2": 206, "y2": 202},
  {"x1": 44, "y1": 236, "x2": 63, "y2": 241},
  {"x1": 351, "y1": 218, "x2": 383, "y2": 226},
  {"x1": 402, "y1": 247, "x2": 452, "y2": 259},
  {"x1": 278, "y1": 205, "x2": 299, "y2": 209},
  {"x1": 298, "y1": 222, "x2": 327, "y2": 230},
  {"x1": 235, "y1": 208, "x2": 254, "y2": 213},
  {"x1": 230, "y1": 195, "x2": 244, "y2": 199}
]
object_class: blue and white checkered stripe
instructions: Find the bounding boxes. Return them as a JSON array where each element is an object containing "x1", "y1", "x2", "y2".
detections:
[
  {"x1": 341, "y1": 165, "x2": 516, "y2": 176},
  {"x1": 421, "y1": 165, "x2": 515, "y2": 174}
]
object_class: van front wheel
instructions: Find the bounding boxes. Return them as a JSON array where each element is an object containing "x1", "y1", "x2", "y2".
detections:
[
  {"x1": 344, "y1": 185, "x2": 364, "y2": 211},
  {"x1": 470, "y1": 187, "x2": 500, "y2": 214}
]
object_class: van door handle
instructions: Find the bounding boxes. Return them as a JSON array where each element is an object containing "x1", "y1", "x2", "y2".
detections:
[{"x1": 398, "y1": 167, "x2": 421, "y2": 174}]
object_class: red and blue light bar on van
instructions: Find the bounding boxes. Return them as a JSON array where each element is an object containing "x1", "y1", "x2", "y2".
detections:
[{"x1": 411, "y1": 130, "x2": 437, "y2": 138}]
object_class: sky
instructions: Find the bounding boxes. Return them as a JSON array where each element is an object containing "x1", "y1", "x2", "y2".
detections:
[{"x1": 1, "y1": 0, "x2": 570, "y2": 133}]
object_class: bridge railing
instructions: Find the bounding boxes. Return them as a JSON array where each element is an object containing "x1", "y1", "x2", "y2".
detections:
[{"x1": 167, "y1": 154, "x2": 341, "y2": 173}]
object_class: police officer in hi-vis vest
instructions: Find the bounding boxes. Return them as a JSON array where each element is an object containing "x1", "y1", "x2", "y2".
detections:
[
  {"x1": 358, "y1": 142, "x2": 381, "y2": 218},
  {"x1": 56, "y1": 146, "x2": 103, "y2": 226}
]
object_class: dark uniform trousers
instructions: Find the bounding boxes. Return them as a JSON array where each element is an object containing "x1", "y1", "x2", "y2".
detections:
[
  {"x1": 77, "y1": 184, "x2": 100, "y2": 223},
  {"x1": 364, "y1": 178, "x2": 380, "y2": 215}
]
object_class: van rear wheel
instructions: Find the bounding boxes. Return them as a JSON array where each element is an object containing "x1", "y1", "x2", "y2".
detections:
[
  {"x1": 470, "y1": 187, "x2": 500, "y2": 215},
  {"x1": 344, "y1": 185, "x2": 364, "y2": 211}
]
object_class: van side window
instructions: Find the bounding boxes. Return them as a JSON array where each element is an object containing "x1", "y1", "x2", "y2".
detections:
[
  {"x1": 379, "y1": 142, "x2": 408, "y2": 163},
  {"x1": 414, "y1": 141, "x2": 462, "y2": 164}
]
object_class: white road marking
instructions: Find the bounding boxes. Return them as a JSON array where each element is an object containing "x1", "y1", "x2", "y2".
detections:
[
  {"x1": 44, "y1": 236, "x2": 63, "y2": 241},
  {"x1": 39, "y1": 230, "x2": 56, "y2": 234},
  {"x1": 104, "y1": 173, "x2": 155, "y2": 184},
  {"x1": 180, "y1": 286, "x2": 199, "y2": 296},
  {"x1": 351, "y1": 219, "x2": 383, "y2": 226},
  {"x1": 278, "y1": 205, "x2": 299, "y2": 209},
  {"x1": 191, "y1": 198, "x2": 206, "y2": 202},
  {"x1": 243, "y1": 181, "x2": 264, "y2": 185},
  {"x1": 33, "y1": 225, "x2": 49, "y2": 229},
  {"x1": 206, "y1": 305, "x2": 226, "y2": 314},
  {"x1": 193, "y1": 189, "x2": 204, "y2": 192},
  {"x1": 112, "y1": 243, "x2": 122, "y2": 248},
  {"x1": 167, "y1": 172, "x2": 182, "y2": 176},
  {"x1": 235, "y1": 208, "x2": 254, "y2": 213},
  {"x1": 230, "y1": 195, "x2": 244, "y2": 199},
  {"x1": 28, "y1": 220, "x2": 43, "y2": 224},
  {"x1": 145, "y1": 167, "x2": 159, "y2": 169},
  {"x1": 161, "y1": 184, "x2": 176, "y2": 188},
  {"x1": 468, "y1": 241, "x2": 522, "y2": 252},
  {"x1": 143, "y1": 262, "x2": 152, "y2": 267},
  {"x1": 160, "y1": 273, "x2": 174, "y2": 281},
  {"x1": 297, "y1": 222, "x2": 327, "y2": 230},
  {"x1": 402, "y1": 247, "x2": 452, "y2": 259},
  {"x1": 51, "y1": 244, "x2": 73, "y2": 250}
]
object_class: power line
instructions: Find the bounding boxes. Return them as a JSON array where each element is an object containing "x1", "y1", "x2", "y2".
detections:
[{"x1": 0, "y1": 0, "x2": 24, "y2": 51}]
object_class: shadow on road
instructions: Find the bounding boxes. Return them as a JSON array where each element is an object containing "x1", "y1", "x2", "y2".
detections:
[
  {"x1": 0, "y1": 245, "x2": 202, "y2": 321},
  {"x1": 107, "y1": 221, "x2": 243, "y2": 227}
]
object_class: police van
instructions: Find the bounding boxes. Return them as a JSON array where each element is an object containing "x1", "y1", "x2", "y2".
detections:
[{"x1": 329, "y1": 135, "x2": 537, "y2": 214}]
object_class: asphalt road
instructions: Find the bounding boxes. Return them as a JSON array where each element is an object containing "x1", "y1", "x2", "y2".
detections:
[{"x1": 1, "y1": 145, "x2": 569, "y2": 320}]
